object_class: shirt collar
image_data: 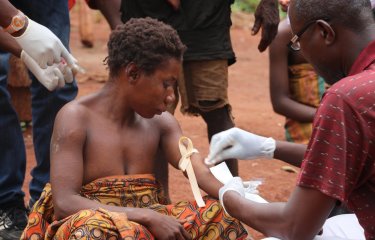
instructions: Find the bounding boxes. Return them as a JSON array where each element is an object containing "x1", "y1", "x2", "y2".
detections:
[{"x1": 349, "y1": 40, "x2": 375, "y2": 76}]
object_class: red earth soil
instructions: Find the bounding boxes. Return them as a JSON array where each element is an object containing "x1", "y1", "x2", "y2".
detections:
[{"x1": 22, "y1": 10, "x2": 297, "y2": 239}]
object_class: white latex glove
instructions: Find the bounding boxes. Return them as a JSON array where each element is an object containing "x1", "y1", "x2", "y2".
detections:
[
  {"x1": 21, "y1": 50, "x2": 72, "y2": 91},
  {"x1": 219, "y1": 177, "x2": 245, "y2": 215},
  {"x1": 14, "y1": 18, "x2": 79, "y2": 71},
  {"x1": 205, "y1": 127, "x2": 276, "y2": 165}
]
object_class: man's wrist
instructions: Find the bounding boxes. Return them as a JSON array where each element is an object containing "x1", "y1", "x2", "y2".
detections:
[
  {"x1": 261, "y1": 137, "x2": 276, "y2": 159},
  {"x1": 11, "y1": 17, "x2": 28, "y2": 37},
  {"x1": 3, "y1": 11, "x2": 28, "y2": 36},
  {"x1": 222, "y1": 191, "x2": 241, "y2": 216}
]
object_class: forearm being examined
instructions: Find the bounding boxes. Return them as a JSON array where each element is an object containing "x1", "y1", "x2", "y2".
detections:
[{"x1": 192, "y1": 154, "x2": 223, "y2": 198}]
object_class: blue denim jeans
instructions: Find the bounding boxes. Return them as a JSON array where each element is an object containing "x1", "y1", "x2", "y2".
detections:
[{"x1": 0, "y1": 0, "x2": 78, "y2": 208}]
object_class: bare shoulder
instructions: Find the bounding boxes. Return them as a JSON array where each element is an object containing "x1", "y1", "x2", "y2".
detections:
[
  {"x1": 55, "y1": 100, "x2": 89, "y2": 126},
  {"x1": 273, "y1": 18, "x2": 293, "y2": 45},
  {"x1": 52, "y1": 99, "x2": 92, "y2": 142},
  {"x1": 151, "y1": 111, "x2": 181, "y2": 133}
]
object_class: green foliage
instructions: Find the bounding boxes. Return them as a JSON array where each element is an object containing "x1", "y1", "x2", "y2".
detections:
[{"x1": 232, "y1": 0, "x2": 261, "y2": 13}]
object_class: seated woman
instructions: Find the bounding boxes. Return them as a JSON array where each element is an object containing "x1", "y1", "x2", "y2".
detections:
[{"x1": 21, "y1": 18, "x2": 247, "y2": 240}]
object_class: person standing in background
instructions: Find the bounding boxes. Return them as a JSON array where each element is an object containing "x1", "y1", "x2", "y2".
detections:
[
  {"x1": 269, "y1": 3, "x2": 327, "y2": 144},
  {"x1": 0, "y1": 1, "x2": 78, "y2": 239},
  {"x1": 120, "y1": 0, "x2": 280, "y2": 189}
]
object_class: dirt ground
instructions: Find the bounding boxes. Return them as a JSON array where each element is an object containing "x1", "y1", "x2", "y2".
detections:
[{"x1": 22, "y1": 10, "x2": 298, "y2": 240}]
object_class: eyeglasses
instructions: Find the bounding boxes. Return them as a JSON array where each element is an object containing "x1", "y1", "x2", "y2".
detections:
[{"x1": 288, "y1": 18, "x2": 330, "y2": 51}]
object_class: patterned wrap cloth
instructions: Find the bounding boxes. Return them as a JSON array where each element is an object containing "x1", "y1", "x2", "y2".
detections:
[
  {"x1": 21, "y1": 174, "x2": 248, "y2": 240},
  {"x1": 285, "y1": 63, "x2": 328, "y2": 144}
]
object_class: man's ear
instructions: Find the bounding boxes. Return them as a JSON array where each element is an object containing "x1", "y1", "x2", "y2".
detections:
[
  {"x1": 125, "y1": 63, "x2": 140, "y2": 83},
  {"x1": 316, "y1": 20, "x2": 335, "y2": 46}
]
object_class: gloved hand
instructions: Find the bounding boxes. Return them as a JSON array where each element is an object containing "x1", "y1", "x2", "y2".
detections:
[
  {"x1": 14, "y1": 18, "x2": 79, "y2": 72},
  {"x1": 21, "y1": 50, "x2": 73, "y2": 91},
  {"x1": 205, "y1": 127, "x2": 276, "y2": 165},
  {"x1": 219, "y1": 177, "x2": 245, "y2": 215}
]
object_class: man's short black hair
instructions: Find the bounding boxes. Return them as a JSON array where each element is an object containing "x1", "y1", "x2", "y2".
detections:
[
  {"x1": 106, "y1": 17, "x2": 186, "y2": 76},
  {"x1": 292, "y1": 0, "x2": 373, "y2": 32}
]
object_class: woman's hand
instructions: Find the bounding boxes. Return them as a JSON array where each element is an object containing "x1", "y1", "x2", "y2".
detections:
[{"x1": 144, "y1": 210, "x2": 192, "y2": 240}]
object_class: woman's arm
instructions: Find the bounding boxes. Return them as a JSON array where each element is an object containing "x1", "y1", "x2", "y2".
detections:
[
  {"x1": 269, "y1": 20, "x2": 316, "y2": 123},
  {"x1": 160, "y1": 113, "x2": 223, "y2": 199}
]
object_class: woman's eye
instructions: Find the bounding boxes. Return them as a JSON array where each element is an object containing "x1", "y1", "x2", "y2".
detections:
[{"x1": 163, "y1": 81, "x2": 174, "y2": 89}]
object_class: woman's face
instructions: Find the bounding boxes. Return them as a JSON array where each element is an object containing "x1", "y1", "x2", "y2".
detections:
[{"x1": 130, "y1": 58, "x2": 181, "y2": 118}]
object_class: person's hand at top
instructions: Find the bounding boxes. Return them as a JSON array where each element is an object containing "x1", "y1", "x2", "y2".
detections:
[
  {"x1": 252, "y1": 0, "x2": 280, "y2": 52},
  {"x1": 166, "y1": 0, "x2": 180, "y2": 11},
  {"x1": 13, "y1": 16, "x2": 80, "y2": 72},
  {"x1": 278, "y1": 0, "x2": 290, "y2": 12},
  {"x1": 205, "y1": 127, "x2": 276, "y2": 165}
]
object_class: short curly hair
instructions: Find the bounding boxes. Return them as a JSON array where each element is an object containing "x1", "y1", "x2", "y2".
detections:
[
  {"x1": 106, "y1": 17, "x2": 186, "y2": 76},
  {"x1": 292, "y1": 0, "x2": 373, "y2": 33}
]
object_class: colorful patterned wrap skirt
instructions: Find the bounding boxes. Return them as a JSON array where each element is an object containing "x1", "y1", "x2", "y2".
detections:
[
  {"x1": 21, "y1": 174, "x2": 248, "y2": 240},
  {"x1": 286, "y1": 63, "x2": 328, "y2": 144}
]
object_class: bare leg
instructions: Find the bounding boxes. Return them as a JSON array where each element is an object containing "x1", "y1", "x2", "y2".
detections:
[{"x1": 200, "y1": 104, "x2": 238, "y2": 176}]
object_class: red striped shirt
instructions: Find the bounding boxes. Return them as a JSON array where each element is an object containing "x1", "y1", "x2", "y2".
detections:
[{"x1": 298, "y1": 41, "x2": 375, "y2": 239}]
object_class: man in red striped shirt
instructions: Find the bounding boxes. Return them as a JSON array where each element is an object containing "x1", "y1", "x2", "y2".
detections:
[{"x1": 206, "y1": 0, "x2": 375, "y2": 239}]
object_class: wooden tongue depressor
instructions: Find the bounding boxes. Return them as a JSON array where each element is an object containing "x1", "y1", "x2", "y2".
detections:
[{"x1": 178, "y1": 136, "x2": 205, "y2": 207}]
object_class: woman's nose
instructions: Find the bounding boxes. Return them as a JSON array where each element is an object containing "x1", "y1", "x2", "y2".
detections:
[{"x1": 165, "y1": 88, "x2": 176, "y2": 105}]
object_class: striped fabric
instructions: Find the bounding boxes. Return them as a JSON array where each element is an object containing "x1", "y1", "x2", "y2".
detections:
[{"x1": 298, "y1": 40, "x2": 375, "y2": 239}]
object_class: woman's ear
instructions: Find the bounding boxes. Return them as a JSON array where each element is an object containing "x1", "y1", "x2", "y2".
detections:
[
  {"x1": 125, "y1": 62, "x2": 140, "y2": 83},
  {"x1": 316, "y1": 20, "x2": 335, "y2": 46}
]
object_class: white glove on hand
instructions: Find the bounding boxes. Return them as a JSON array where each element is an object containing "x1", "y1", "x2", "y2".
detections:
[
  {"x1": 219, "y1": 177, "x2": 245, "y2": 215},
  {"x1": 21, "y1": 50, "x2": 73, "y2": 91},
  {"x1": 14, "y1": 18, "x2": 79, "y2": 71},
  {"x1": 205, "y1": 127, "x2": 276, "y2": 165}
]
